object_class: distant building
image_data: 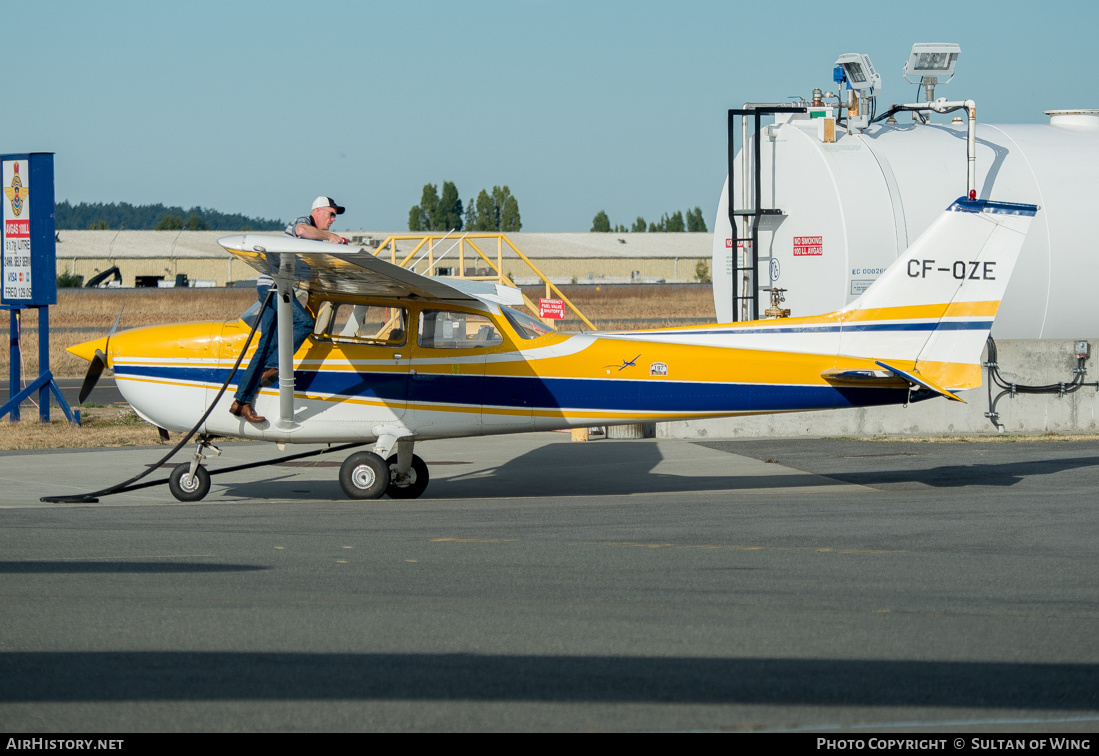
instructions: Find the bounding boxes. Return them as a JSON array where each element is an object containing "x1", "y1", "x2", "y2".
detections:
[{"x1": 55, "y1": 230, "x2": 711, "y2": 287}]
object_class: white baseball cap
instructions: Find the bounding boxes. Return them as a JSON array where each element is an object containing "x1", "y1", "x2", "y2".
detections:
[{"x1": 312, "y1": 196, "x2": 345, "y2": 214}]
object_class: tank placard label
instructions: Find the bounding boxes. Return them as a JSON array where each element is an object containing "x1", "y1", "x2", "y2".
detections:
[
  {"x1": 851, "y1": 280, "x2": 875, "y2": 295},
  {"x1": 793, "y1": 236, "x2": 823, "y2": 256},
  {"x1": 723, "y1": 240, "x2": 751, "y2": 273}
]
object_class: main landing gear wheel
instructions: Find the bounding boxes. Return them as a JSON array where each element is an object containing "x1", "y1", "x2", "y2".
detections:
[
  {"x1": 169, "y1": 463, "x2": 211, "y2": 502},
  {"x1": 339, "y1": 452, "x2": 390, "y2": 500},
  {"x1": 386, "y1": 454, "x2": 429, "y2": 499}
]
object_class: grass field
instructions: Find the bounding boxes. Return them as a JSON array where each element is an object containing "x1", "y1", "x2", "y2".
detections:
[
  {"x1": 1, "y1": 407, "x2": 168, "y2": 450},
  {"x1": 3, "y1": 288, "x2": 256, "y2": 379}
]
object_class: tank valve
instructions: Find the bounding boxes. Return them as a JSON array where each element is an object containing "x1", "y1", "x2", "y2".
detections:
[
  {"x1": 765, "y1": 288, "x2": 791, "y2": 319},
  {"x1": 812, "y1": 88, "x2": 823, "y2": 106}
]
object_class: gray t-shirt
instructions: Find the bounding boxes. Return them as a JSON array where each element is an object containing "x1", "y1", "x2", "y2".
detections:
[
  {"x1": 257, "y1": 215, "x2": 316, "y2": 287},
  {"x1": 284, "y1": 215, "x2": 314, "y2": 237}
]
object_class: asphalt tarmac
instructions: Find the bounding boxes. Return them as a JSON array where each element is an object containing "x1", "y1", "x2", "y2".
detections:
[{"x1": 1, "y1": 433, "x2": 1097, "y2": 733}]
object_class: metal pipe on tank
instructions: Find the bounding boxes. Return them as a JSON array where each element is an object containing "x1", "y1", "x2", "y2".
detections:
[
  {"x1": 740, "y1": 102, "x2": 805, "y2": 109},
  {"x1": 894, "y1": 99, "x2": 979, "y2": 196},
  {"x1": 925, "y1": 100, "x2": 978, "y2": 196},
  {"x1": 966, "y1": 101, "x2": 977, "y2": 197}
]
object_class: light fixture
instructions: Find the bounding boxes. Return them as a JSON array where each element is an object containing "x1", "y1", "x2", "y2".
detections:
[
  {"x1": 905, "y1": 43, "x2": 960, "y2": 82},
  {"x1": 834, "y1": 53, "x2": 881, "y2": 93},
  {"x1": 904, "y1": 43, "x2": 960, "y2": 101}
]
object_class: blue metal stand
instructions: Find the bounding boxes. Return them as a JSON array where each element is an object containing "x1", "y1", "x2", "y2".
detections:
[{"x1": 1, "y1": 304, "x2": 79, "y2": 424}]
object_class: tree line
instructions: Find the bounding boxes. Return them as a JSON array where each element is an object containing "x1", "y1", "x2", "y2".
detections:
[
  {"x1": 55, "y1": 201, "x2": 284, "y2": 231},
  {"x1": 408, "y1": 182, "x2": 521, "y2": 232},
  {"x1": 591, "y1": 207, "x2": 708, "y2": 233}
]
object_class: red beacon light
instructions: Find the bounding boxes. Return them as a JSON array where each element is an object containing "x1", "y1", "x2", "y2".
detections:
[{"x1": 969, "y1": 189, "x2": 977, "y2": 200}]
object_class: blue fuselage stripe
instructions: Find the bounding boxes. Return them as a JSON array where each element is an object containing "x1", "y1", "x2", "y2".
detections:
[{"x1": 115, "y1": 364, "x2": 920, "y2": 414}]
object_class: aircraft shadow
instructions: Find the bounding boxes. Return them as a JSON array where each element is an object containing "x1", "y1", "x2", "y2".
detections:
[
  {"x1": 1, "y1": 652, "x2": 1096, "y2": 708},
  {"x1": 0, "y1": 561, "x2": 268, "y2": 574},
  {"x1": 696, "y1": 439, "x2": 1099, "y2": 490},
  {"x1": 430, "y1": 441, "x2": 859, "y2": 500},
  {"x1": 212, "y1": 445, "x2": 1099, "y2": 501},
  {"x1": 215, "y1": 441, "x2": 855, "y2": 501},
  {"x1": 820, "y1": 455, "x2": 1099, "y2": 488}
]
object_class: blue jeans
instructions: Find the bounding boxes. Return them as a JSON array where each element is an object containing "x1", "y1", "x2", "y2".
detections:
[{"x1": 233, "y1": 284, "x2": 315, "y2": 405}]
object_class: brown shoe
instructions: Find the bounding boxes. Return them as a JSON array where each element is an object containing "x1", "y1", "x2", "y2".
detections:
[
  {"x1": 230, "y1": 400, "x2": 265, "y2": 423},
  {"x1": 260, "y1": 368, "x2": 279, "y2": 387}
]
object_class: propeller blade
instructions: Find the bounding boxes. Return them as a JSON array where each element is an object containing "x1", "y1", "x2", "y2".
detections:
[
  {"x1": 78, "y1": 349, "x2": 106, "y2": 404},
  {"x1": 78, "y1": 306, "x2": 124, "y2": 404},
  {"x1": 105, "y1": 306, "x2": 124, "y2": 349}
]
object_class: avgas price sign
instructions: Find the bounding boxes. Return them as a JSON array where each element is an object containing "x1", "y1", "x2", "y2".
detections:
[
  {"x1": 1, "y1": 153, "x2": 56, "y2": 306},
  {"x1": 3, "y1": 160, "x2": 33, "y2": 299}
]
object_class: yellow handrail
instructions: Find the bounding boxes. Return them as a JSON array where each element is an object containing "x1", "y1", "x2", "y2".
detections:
[{"x1": 368, "y1": 233, "x2": 596, "y2": 331}]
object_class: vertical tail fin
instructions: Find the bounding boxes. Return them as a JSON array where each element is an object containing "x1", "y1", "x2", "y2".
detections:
[{"x1": 839, "y1": 198, "x2": 1037, "y2": 389}]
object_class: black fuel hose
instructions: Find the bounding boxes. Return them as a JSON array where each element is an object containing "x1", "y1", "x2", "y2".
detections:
[{"x1": 39, "y1": 289, "x2": 317, "y2": 503}]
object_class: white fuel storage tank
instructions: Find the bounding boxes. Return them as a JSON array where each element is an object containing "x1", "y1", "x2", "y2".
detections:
[{"x1": 712, "y1": 109, "x2": 1099, "y2": 338}]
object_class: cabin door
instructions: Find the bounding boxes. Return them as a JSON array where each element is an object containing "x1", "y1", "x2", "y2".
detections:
[{"x1": 295, "y1": 301, "x2": 411, "y2": 428}]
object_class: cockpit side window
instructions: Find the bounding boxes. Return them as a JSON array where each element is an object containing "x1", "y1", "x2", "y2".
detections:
[
  {"x1": 313, "y1": 302, "x2": 407, "y2": 346},
  {"x1": 417, "y1": 310, "x2": 503, "y2": 349}
]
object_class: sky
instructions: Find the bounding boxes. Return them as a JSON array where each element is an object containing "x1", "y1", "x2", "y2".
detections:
[{"x1": 7, "y1": 0, "x2": 1098, "y2": 232}]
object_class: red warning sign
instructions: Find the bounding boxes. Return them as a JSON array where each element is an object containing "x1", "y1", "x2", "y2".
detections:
[
  {"x1": 793, "y1": 236, "x2": 823, "y2": 256},
  {"x1": 5, "y1": 220, "x2": 28, "y2": 238},
  {"x1": 539, "y1": 298, "x2": 565, "y2": 319}
]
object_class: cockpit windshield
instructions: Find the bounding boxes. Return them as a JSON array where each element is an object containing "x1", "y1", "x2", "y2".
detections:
[{"x1": 502, "y1": 306, "x2": 554, "y2": 339}]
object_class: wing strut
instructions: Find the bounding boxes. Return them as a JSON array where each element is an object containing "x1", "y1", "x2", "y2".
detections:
[{"x1": 273, "y1": 273, "x2": 302, "y2": 432}]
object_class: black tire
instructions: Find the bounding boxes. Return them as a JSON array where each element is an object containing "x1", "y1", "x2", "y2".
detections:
[
  {"x1": 339, "y1": 452, "x2": 390, "y2": 500},
  {"x1": 169, "y1": 463, "x2": 211, "y2": 502},
  {"x1": 385, "y1": 454, "x2": 430, "y2": 499}
]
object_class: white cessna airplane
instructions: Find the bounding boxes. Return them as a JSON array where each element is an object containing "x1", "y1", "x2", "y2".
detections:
[{"x1": 63, "y1": 197, "x2": 1036, "y2": 502}]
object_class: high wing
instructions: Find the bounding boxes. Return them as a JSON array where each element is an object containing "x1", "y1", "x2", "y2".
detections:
[{"x1": 217, "y1": 234, "x2": 523, "y2": 306}]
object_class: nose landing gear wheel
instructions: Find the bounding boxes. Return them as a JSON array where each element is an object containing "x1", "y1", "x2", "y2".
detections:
[
  {"x1": 169, "y1": 463, "x2": 211, "y2": 502},
  {"x1": 339, "y1": 451, "x2": 390, "y2": 499},
  {"x1": 385, "y1": 454, "x2": 429, "y2": 499}
]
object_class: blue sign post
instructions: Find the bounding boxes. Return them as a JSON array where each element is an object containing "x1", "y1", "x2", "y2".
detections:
[{"x1": 1, "y1": 152, "x2": 78, "y2": 424}]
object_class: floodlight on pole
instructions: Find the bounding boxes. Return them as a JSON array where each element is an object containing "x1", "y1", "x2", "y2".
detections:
[{"x1": 904, "y1": 43, "x2": 960, "y2": 102}]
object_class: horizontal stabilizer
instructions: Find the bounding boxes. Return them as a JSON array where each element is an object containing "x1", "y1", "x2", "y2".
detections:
[
  {"x1": 820, "y1": 368, "x2": 909, "y2": 389},
  {"x1": 821, "y1": 361, "x2": 965, "y2": 401},
  {"x1": 874, "y1": 360, "x2": 964, "y2": 402}
]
